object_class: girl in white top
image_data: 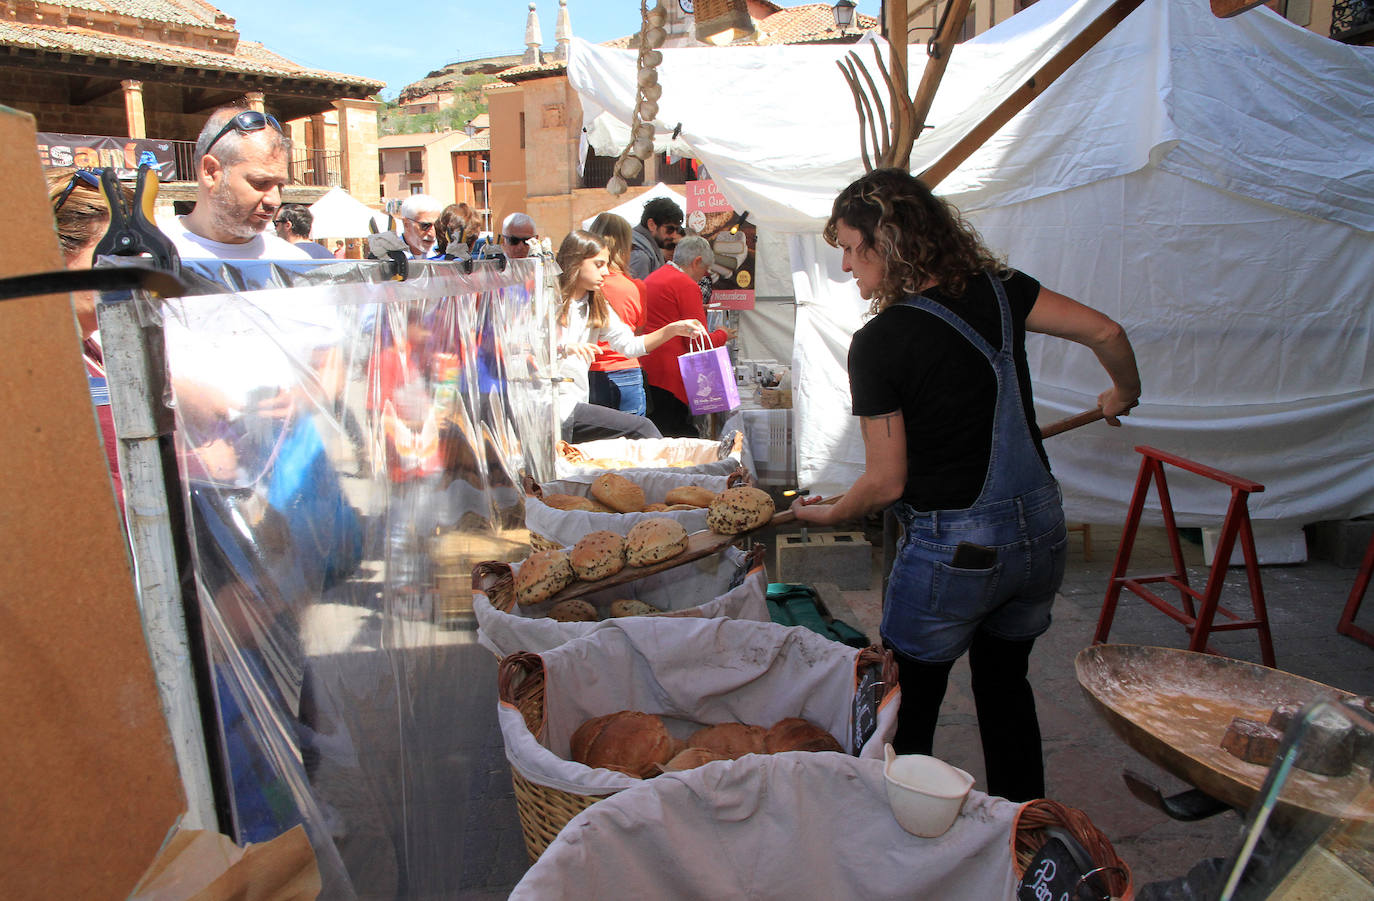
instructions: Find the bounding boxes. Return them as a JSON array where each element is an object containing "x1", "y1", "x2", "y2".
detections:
[{"x1": 555, "y1": 230, "x2": 706, "y2": 442}]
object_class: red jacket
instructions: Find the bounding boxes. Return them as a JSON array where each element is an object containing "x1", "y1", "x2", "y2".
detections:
[
  {"x1": 640, "y1": 263, "x2": 728, "y2": 405},
  {"x1": 589, "y1": 271, "x2": 647, "y2": 373}
]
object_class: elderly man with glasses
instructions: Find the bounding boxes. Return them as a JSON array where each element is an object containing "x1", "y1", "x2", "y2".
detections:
[
  {"x1": 628, "y1": 196, "x2": 684, "y2": 280},
  {"x1": 160, "y1": 105, "x2": 309, "y2": 260},
  {"x1": 497, "y1": 211, "x2": 538, "y2": 259},
  {"x1": 399, "y1": 194, "x2": 444, "y2": 259}
]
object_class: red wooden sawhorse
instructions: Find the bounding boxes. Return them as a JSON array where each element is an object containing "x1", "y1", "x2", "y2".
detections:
[
  {"x1": 1094, "y1": 445, "x2": 1276, "y2": 668},
  {"x1": 1336, "y1": 534, "x2": 1374, "y2": 649}
]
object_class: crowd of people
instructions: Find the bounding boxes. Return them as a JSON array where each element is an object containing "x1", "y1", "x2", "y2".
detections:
[{"x1": 55, "y1": 102, "x2": 1146, "y2": 807}]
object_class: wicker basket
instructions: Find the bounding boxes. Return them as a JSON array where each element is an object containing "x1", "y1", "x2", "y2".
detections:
[
  {"x1": 1014, "y1": 799, "x2": 1134, "y2": 897},
  {"x1": 496, "y1": 641, "x2": 897, "y2": 863}
]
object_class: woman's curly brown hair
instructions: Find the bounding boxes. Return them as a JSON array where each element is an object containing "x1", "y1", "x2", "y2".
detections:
[{"x1": 824, "y1": 168, "x2": 1005, "y2": 314}]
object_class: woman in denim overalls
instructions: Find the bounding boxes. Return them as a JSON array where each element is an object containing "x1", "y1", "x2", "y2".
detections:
[{"x1": 793, "y1": 170, "x2": 1142, "y2": 801}]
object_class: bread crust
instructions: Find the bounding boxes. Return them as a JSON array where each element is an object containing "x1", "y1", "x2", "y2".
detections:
[
  {"x1": 624, "y1": 517, "x2": 689, "y2": 567},
  {"x1": 570, "y1": 710, "x2": 676, "y2": 778},
  {"x1": 548, "y1": 599, "x2": 598, "y2": 622},
  {"x1": 542, "y1": 492, "x2": 594, "y2": 511},
  {"x1": 688, "y1": 722, "x2": 767, "y2": 759},
  {"x1": 706, "y1": 486, "x2": 775, "y2": 535},
  {"x1": 514, "y1": 549, "x2": 576, "y2": 606},
  {"x1": 665, "y1": 485, "x2": 716, "y2": 508},
  {"x1": 764, "y1": 717, "x2": 843, "y2": 753},
  {"x1": 569, "y1": 530, "x2": 626, "y2": 581},
  {"x1": 591, "y1": 473, "x2": 647, "y2": 513}
]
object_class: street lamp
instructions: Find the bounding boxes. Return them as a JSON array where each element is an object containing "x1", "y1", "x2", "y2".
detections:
[{"x1": 832, "y1": 0, "x2": 857, "y2": 33}]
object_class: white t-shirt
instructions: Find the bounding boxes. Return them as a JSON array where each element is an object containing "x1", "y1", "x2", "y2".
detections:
[
  {"x1": 160, "y1": 214, "x2": 311, "y2": 261},
  {"x1": 553, "y1": 295, "x2": 648, "y2": 421}
]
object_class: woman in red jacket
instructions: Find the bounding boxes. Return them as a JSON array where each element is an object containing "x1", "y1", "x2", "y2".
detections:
[{"x1": 586, "y1": 212, "x2": 650, "y2": 416}]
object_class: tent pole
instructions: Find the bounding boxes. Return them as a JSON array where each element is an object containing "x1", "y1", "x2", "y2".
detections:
[
  {"x1": 910, "y1": 0, "x2": 973, "y2": 135},
  {"x1": 885, "y1": 0, "x2": 910, "y2": 96},
  {"x1": 917, "y1": 0, "x2": 1147, "y2": 187}
]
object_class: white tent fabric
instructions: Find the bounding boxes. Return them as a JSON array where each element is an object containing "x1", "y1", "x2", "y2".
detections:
[
  {"x1": 568, "y1": 0, "x2": 1374, "y2": 529},
  {"x1": 307, "y1": 187, "x2": 390, "y2": 239},
  {"x1": 579, "y1": 182, "x2": 686, "y2": 229}
]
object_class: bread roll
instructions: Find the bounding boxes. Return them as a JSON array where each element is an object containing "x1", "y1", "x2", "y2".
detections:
[
  {"x1": 665, "y1": 486, "x2": 716, "y2": 508},
  {"x1": 547, "y1": 599, "x2": 598, "y2": 622},
  {"x1": 642, "y1": 502, "x2": 670, "y2": 513},
  {"x1": 1221, "y1": 717, "x2": 1282, "y2": 765},
  {"x1": 570, "y1": 711, "x2": 676, "y2": 778},
  {"x1": 661, "y1": 748, "x2": 728, "y2": 772},
  {"x1": 569, "y1": 530, "x2": 626, "y2": 581},
  {"x1": 609, "y1": 598, "x2": 662, "y2": 618},
  {"x1": 706, "y1": 486, "x2": 775, "y2": 535},
  {"x1": 515, "y1": 549, "x2": 576, "y2": 606},
  {"x1": 688, "y1": 722, "x2": 767, "y2": 759},
  {"x1": 665, "y1": 504, "x2": 698, "y2": 512},
  {"x1": 765, "y1": 717, "x2": 843, "y2": 753},
  {"x1": 542, "y1": 492, "x2": 594, "y2": 511},
  {"x1": 591, "y1": 473, "x2": 646, "y2": 513},
  {"x1": 624, "y1": 517, "x2": 689, "y2": 567}
]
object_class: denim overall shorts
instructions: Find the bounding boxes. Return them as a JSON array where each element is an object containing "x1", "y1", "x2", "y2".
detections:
[{"x1": 881, "y1": 274, "x2": 1069, "y2": 663}]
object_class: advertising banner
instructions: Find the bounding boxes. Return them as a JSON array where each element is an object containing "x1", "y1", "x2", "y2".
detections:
[
  {"x1": 37, "y1": 133, "x2": 179, "y2": 180},
  {"x1": 685, "y1": 179, "x2": 755, "y2": 311}
]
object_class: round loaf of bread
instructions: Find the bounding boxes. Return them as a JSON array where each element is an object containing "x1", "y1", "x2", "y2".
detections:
[
  {"x1": 591, "y1": 473, "x2": 646, "y2": 513},
  {"x1": 706, "y1": 486, "x2": 775, "y2": 535},
  {"x1": 665, "y1": 485, "x2": 716, "y2": 508},
  {"x1": 642, "y1": 502, "x2": 670, "y2": 513},
  {"x1": 688, "y1": 722, "x2": 767, "y2": 759},
  {"x1": 662, "y1": 748, "x2": 729, "y2": 772},
  {"x1": 569, "y1": 530, "x2": 626, "y2": 581},
  {"x1": 547, "y1": 598, "x2": 598, "y2": 622},
  {"x1": 542, "y1": 492, "x2": 594, "y2": 511},
  {"x1": 624, "y1": 517, "x2": 689, "y2": 567},
  {"x1": 609, "y1": 598, "x2": 662, "y2": 618},
  {"x1": 764, "y1": 717, "x2": 844, "y2": 753},
  {"x1": 570, "y1": 710, "x2": 675, "y2": 778},
  {"x1": 514, "y1": 549, "x2": 576, "y2": 606}
]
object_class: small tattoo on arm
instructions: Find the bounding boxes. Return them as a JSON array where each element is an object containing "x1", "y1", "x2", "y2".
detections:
[{"x1": 862, "y1": 411, "x2": 900, "y2": 439}]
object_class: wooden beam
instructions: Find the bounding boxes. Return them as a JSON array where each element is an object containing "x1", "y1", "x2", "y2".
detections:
[
  {"x1": 909, "y1": 0, "x2": 973, "y2": 136},
  {"x1": 885, "y1": 0, "x2": 910, "y2": 93},
  {"x1": 917, "y1": 0, "x2": 1148, "y2": 187},
  {"x1": 67, "y1": 75, "x2": 121, "y2": 106}
]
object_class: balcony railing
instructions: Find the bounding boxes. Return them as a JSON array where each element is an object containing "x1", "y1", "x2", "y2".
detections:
[
  {"x1": 165, "y1": 139, "x2": 341, "y2": 187},
  {"x1": 1332, "y1": 0, "x2": 1374, "y2": 42},
  {"x1": 581, "y1": 151, "x2": 643, "y2": 190}
]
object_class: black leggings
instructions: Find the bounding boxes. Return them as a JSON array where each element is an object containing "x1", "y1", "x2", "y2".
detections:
[
  {"x1": 562, "y1": 401, "x2": 661, "y2": 443},
  {"x1": 890, "y1": 631, "x2": 1044, "y2": 802}
]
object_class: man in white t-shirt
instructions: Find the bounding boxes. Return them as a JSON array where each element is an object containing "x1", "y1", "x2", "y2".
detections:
[{"x1": 161, "y1": 105, "x2": 310, "y2": 261}]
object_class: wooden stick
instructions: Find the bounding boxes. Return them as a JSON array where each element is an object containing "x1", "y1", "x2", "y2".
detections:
[
  {"x1": 1040, "y1": 408, "x2": 1105, "y2": 439},
  {"x1": 909, "y1": 0, "x2": 973, "y2": 136}
]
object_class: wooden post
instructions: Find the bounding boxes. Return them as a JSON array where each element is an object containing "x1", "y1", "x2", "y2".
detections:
[
  {"x1": 909, "y1": 0, "x2": 973, "y2": 134},
  {"x1": 122, "y1": 79, "x2": 146, "y2": 139},
  {"x1": 885, "y1": 0, "x2": 910, "y2": 96}
]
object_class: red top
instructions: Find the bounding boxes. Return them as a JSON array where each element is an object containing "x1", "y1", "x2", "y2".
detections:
[
  {"x1": 589, "y1": 271, "x2": 647, "y2": 373},
  {"x1": 640, "y1": 263, "x2": 729, "y2": 405}
]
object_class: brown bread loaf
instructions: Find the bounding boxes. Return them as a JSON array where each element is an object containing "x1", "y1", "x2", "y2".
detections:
[
  {"x1": 764, "y1": 717, "x2": 844, "y2": 753},
  {"x1": 542, "y1": 492, "x2": 594, "y2": 511},
  {"x1": 665, "y1": 486, "x2": 717, "y2": 508},
  {"x1": 609, "y1": 599, "x2": 663, "y2": 618},
  {"x1": 624, "y1": 518, "x2": 689, "y2": 567},
  {"x1": 569, "y1": 530, "x2": 626, "y2": 581},
  {"x1": 688, "y1": 722, "x2": 768, "y2": 759},
  {"x1": 591, "y1": 473, "x2": 647, "y2": 513},
  {"x1": 547, "y1": 599, "x2": 598, "y2": 622},
  {"x1": 514, "y1": 549, "x2": 576, "y2": 606},
  {"x1": 706, "y1": 486, "x2": 775, "y2": 535},
  {"x1": 661, "y1": 748, "x2": 729, "y2": 772},
  {"x1": 570, "y1": 711, "x2": 676, "y2": 778},
  {"x1": 1221, "y1": 717, "x2": 1282, "y2": 765}
]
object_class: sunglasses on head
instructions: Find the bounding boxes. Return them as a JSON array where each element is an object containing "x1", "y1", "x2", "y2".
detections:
[
  {"x1": 53, "y1": 168, "x2": 104, "y2": 212},
  {"x1": 204, "y1": 110, "x2": 283, "y2": 155}
]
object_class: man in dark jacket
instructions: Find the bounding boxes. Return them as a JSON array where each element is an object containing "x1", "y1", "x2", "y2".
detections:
[{"x1": 628, "y1": 196, "x2": 684, "y2": 279}]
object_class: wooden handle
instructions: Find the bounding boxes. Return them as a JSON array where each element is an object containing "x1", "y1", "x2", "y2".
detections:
[
  {"x1": 770, "y1": 493, "x2": 844, "y2": 528},
  {"x1": 1040, "y1": 408, "x2": 1104, "y2": 439}
]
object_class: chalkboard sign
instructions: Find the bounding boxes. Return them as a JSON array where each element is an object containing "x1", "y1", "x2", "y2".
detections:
[
  {"x1": 851, "y1": 664, "x2": 882, "y2": 752},
  {"x1": 1016, "y1": 834, "x2": 1112, "y2": 901}
]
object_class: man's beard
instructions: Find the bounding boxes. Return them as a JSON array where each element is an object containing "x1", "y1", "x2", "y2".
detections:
[{"x1": 209, "y1": 179, "x2": 266, "y2": 241}]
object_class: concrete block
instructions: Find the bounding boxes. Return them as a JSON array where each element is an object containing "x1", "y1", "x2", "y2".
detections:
[
  {"x1": 1306, "y1": 518, "x2": 1374, "y2": 568},
  {"x1": 776, "y1": 531, "x2": 873, "y2": 590},
  {"x1": 1201, "y1": 522, "x2": 1306, "y2": 566}
]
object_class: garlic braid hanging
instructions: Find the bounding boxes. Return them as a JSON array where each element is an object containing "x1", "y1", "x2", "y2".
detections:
[{"x1": 607, "y1": 0, "x2": 668, "y2": 195}]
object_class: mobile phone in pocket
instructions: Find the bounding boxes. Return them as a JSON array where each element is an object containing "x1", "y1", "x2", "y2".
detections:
[{"x1": 951, "y1": 541, "x2": 998, "y2": 570}]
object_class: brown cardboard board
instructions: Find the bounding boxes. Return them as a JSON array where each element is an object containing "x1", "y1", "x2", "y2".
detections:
[{"x1": 0, "y1": 105, "x2": 185, "y2": 898}]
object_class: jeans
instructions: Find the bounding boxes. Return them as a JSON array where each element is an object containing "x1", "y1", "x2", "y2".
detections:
[{"x1": 607, "y1": 368, "x2": 647, "y2": 416}]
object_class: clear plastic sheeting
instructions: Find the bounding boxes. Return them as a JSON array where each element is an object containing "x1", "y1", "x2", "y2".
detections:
[{"x1": 149, "y1": 258, "x2": 556, "y2": 898}]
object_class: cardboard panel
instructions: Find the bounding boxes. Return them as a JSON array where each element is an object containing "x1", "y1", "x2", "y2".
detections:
[{"x1": 0, "y1": 105, "x2": 184, "y2": 898}]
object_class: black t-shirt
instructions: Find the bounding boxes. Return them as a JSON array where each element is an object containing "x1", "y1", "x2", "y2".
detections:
[{"x1": 848, "y1": 269, "x2": 1049, "y2": 511}]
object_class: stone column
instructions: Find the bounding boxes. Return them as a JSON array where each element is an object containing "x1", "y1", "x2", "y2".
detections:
[
  {"x1": 309, "y1": 114, "x2": 328, "y2": 187},
  {"x1": 121, "y1": 80, "x2": 146, "y2": 139},
  {"x1": 333, "y1": 98, "x2": 382, "y2": 204},
  {"x1": 244, "y1": 91, "x2": 266, "y2": 114}
]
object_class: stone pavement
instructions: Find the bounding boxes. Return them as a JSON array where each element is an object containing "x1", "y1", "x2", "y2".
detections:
[{"x1": 817, "y1": 522, "x2": 1374, "y2": 889}]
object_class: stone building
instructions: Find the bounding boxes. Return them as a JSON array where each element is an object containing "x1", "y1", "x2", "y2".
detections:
[
  {"x1": 0, "y1": 0, "x2": 385, "y2": 205},
  {"x1": 379, "y1": 130, "x2": 491, "y2": 211}
]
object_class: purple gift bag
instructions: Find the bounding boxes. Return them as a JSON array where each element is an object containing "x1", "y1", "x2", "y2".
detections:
[{"x1": 678, "y1": 336, "x2": 740, "y2": 415}]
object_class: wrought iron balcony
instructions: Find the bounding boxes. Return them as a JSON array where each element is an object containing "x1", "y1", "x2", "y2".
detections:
[{"x1": 1332, "y1": 0, "x2": 1374, "y2": 43}]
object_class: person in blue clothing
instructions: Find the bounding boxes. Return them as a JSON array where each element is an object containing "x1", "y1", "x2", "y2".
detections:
[{"x1": 791, "y1": 168, "x2": 1142, "y2": 802}]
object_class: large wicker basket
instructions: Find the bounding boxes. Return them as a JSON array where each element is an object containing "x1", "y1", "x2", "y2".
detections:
[
  {"x1": 496, "y1": 641, "x2": 898, "y2": 863},
  {"x1": 1013, "y1": 799, "x2": 1134, "y2": 898}
]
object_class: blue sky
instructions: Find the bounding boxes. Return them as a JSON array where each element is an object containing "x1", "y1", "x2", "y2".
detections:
[{"x1": 221, "y1": 0, "x2": 885, "y2": 99}]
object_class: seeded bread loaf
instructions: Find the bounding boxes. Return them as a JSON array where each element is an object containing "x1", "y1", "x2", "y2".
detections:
[
  {"x1": 609, "y1": 598, "x2": 662, "y2": 618},
  {"x1": 706, "y1": 486, "x2": 775, "y2": 535},
  {"x1": 569, "y1": 530, "x2": 626, "y2": 581},
  {"x1": 624, "y1": 517, "x2": 689, "y2": 567},
  {"x1": 515, "y1": 549, "x2": 576, "y2": 606},
  {"x1": 665, "y1": 486, "x2": 717, "y2": 508},
  {"x1": 591, "y1": 473, "x2": 646, "y2": 513},
  {"x1": 547, "y1": 599, "x2": 598, "y2": 622}
]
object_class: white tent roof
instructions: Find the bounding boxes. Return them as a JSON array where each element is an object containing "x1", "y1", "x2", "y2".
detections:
[
  {"x1": 580, "y1": 182, "x2": 687, "y2": 230},
  {"x1": 569, "y1": 0, "x2": 1374, "y2": 529},
  {"x1": 307, "y1": 187, "x2": 390, "y2": 239}
]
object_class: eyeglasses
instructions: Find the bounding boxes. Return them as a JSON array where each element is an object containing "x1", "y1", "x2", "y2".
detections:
[
  {"x1": 502, "y1": 234, "x2": 534, "y2": 245},
  {"x1": 53, "y1": 168, "x2": 104, "y2": 212},
  {"x1": 662, "y1": 223, "x2": 684, "y2": 235},
  {"x1": 204, "y1": 110, "x2": 283, "y2": 156},
  {"x1": 407, "y1": 218, "x2": 437, "y2": 232}
]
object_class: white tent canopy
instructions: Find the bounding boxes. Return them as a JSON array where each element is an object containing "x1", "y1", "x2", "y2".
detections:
[
  {"x1": 307, "y1": 187, "x2": 390, "y2": 239},
  {"x1": 568, "y1": 0, "x2": 1374, "y2": 529},
  {"x1": 579, "y1": 182, "x2": 686, "y2": 229}
]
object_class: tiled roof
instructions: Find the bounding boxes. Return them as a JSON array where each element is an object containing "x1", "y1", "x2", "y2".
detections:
[
  {"x1": 0, "y1": 18, "x2": 383, "y2": 89},
  {"x1": 452, "y1": 133, "x2": 490, "y2": 152},
  {"x1": 60, "y1": 0, "x2": 234, "y2": 31}
]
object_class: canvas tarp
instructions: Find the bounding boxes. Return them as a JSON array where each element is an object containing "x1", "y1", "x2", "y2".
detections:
[
  {"x1": 307, "y1": 187, "x2": 390, "y2": 239},
  {"x1": 567, "y1": 0, "x2": 1374, "y2": 528}
]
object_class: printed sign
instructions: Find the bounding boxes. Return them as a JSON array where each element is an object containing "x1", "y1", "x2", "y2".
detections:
[
  {"x1": 685, "y1": 178, "x2": 755, "y2": 311},
  {"x1": 37, "y1": 132, "x2": 178, "y2": 180}
]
